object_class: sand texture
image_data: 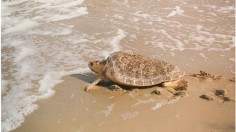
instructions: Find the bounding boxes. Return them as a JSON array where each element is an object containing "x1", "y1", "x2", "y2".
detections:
[
  {"x1": 2, "y1": 0, "x2": 235, "y2": 131},
  {"x1": 14, "y1": 71, "x2": 235, "y2": 132}
]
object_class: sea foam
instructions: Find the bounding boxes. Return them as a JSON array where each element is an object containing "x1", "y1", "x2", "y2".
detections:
[
  {"x1": 14, "y1": 47, "x2": 36, "y2": 63},
  {"x1": 3, "y1": 19, "x2": 39, "y2": 34},
  {"x1": 167, "y1": 6, "x2": 184, "y2": 17},
  {"x1": 1, "y1": 80, "x2": 9, "y2": 94},
  {"x1": 2, "y1": 1, "x2": 126, "y2": 127},
  {"x1": 48, "y1": 7, "x2": 88, "y2": 22},
  {"x1": 1, "y1": 0, "x2": 91, "y2": 131},
  {"x1": 2, "y1": 0, "x2": 235, "y2": 131},
  {"x1": 99, "y1": 103, "x2": 116, "y2": 117},
  {"x1": 102, "y1": 29, "x2": 127, "y2": 58},
  {"x1": 151, "y1": 98, "x2": 180, "y2": 110},
  {"x1": 121, "y1": 111, "x2": 139, "y2": 120}
]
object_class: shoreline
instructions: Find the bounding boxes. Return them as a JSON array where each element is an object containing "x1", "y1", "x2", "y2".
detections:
[
  {"x1": 2, "y1": 0, "x2": 235, "y2": 131},
  {"x1": 13, "y1": 72, "x2": 235, "y2": 132}
]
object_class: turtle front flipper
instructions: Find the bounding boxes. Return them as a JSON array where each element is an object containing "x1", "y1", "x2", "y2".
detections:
[
  {"x1": 85, "y1": 78, "x2": 102, "y2": 92},
  {"x1": 85, "y1": 74, "x2": 105, "y2": 92}
]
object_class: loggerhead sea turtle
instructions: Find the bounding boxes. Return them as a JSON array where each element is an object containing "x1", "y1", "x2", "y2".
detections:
[{"x1": 85, "y1": 51, "x2": 187, "y2": 91}]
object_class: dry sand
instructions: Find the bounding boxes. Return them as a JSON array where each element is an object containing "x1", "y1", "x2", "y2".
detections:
[{"x1": 13, "y1": 70, "x2": 235, "y2": 132}]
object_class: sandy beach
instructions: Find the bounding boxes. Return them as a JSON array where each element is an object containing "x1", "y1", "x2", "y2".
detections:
[
  {"x1": 2, "y1": 0, "x2": 235, "y2": 132},
  {"x1": 14, "y1": 73, "x2": 235, "y2": 132}
]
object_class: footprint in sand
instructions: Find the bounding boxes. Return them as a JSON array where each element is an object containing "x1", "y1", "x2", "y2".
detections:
[
  {"x1": 190, "y1": 71, "x2": 234, "y2": 103},
  {"x1": 200, "y1": 89, "x2": 234, "y2": 103}
]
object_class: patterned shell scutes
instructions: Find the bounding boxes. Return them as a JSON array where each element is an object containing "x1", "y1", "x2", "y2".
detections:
[{"x1": 106, "y1": 51, "x2": 185, "y2": 86}]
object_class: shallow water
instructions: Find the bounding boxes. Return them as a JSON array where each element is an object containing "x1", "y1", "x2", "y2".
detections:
[{"x1": 1, "y1": 0, "x2": 235, "y2": 131}]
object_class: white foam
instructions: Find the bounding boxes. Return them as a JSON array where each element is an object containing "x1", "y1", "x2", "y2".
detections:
[
  {"x1": 229, "y1": 58, "x2": 235, "y2": 62},
  {"x1": 199, "y1": 53, "x2": 208, "y2": 61},
  {"x1": 99, "y1": 103, "x2": 116, "y2": 117},
  {"x1": 151, "y1": 100, "x2": 168, "y2": 110},
  {"x1": 217, "y1": 6, "x2": 234, "y2": 13},
  {"x1": 2, "y1": 4, "x2": 11, "y2": 17},
  {"x1": 73, "y1": 39, "x2": 89, "y2": 44},
  {"x1": 109, "y1": 96, "x2": 114, "y2": 99},
  {"x1": 29, "y1": 26, "x2": 73, "y2": 36},
  {"x1": 29, "y1": 0, "x2": 88, "y2": 22},
  {"x1": 121, "y1": 111, "x2": 139, "y2": 120},
  {"x1": 197, "y1": 10, "x2": 204, "y2": 13},
  {"x1": 111, "y1": 29, "x2": 127, "y2": 50},
  {"x1": 132, "y1": 98, "x2": 156, "y2": 107},
  {"x1": 193, "y1": 6, "x2": 198, "y2": 9},
  {"x1": 191, "y1": 25, "x2": 235, "y2": 52},
  {"x1": 145, "y1": 41, "x2": 165, "y2": 49},
  {"x1": 60, "y1": 0, "x2": 85, "y2": 8},
  {"x1": 10, "y1": 40, "x2": 24, "y2": 47},
  {"x1": 132, "y1": 11, "x2": 152, "y2": 19},
  {"x1": 123, "y1": 0, "x2": 129, "y2": 6},
  {"x1": 191, "y1": 36, "x2": 215, "y2": 44},
  {"x1": 34, "y1": 0, "x2": 81, "y2": 4},
  {"x1": 151, "y1": 98, "x2": 180, "y2": 110},
  {"x1": 167, "y1": 6, "x2": 184, "y2": 18},
  {"x1": 2, "y1": 94, "x2": 39, "y2": 132},
  {"x1": 2, "y1": 1, "x2": 91, "y2": 131},
  {"x1": 170, "y1": 52, "x2": 175, "y2": 56},
  {"x1": 207, "y1": 12, "x2": 217, "y2": 17},
  {"x1": 157, "y1": 30, "x2": 184, "y2": 51},
  {"x1": 3, "y1": 19, "x2": 39, "y2": 34},
  {"x1": 2, "y1": 67, "x2": 90, "y2": 131},
  {"x1": 114, "y1": 14, "x2": 124, "y2": 20},
  {"x1": 1, "y1": 80, "x2": 9, "y2": 94},
  {"x1": 38, "y1": 72, "x2": 64, "y2": 95},
  {"x1": 112, "y1": 0, "x2": 129, "y2": 7},
  {"x1": 38, "y1": 68, "x2": 90, "y2": 96},
  {"x1": 2, "y1": 0, "x2": 235, "y2": 131},
  {"x1": 14, "y1": 47, "x2": 36, "y2": 63},
  {"x1": 2, "y1": 0, "x2": 28, "y2": 6},
  {"x1": 167, "y1": 97, "x2": 180, "y2": 104},
  {"x1": 129, "y1": 17, "x2": 140, "y2": 22},
  {"x1": 48, "y1": 7, "x2": 88, "y2": 22},
  {"x1": 195, "y1": 25, "x2": 202, "y2": 31},
  {"x1": 18, "y1": 64, "x2": 34, "y2": 78},
  {"x1": 102, "y1": 29, "x2": 127, "y2": 58}
]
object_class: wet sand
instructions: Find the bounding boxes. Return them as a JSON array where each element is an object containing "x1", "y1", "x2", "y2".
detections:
[
  {"x1": 14, "y1": 71, "x2": 235, "y2": 132},
  {"x1": 2, "y1": 0, "x2": 235, "y2": 131}
]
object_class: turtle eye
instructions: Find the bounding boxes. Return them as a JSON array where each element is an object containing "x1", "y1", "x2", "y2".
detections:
[{"x1": 90, "y1": 62, "x2": 93, "y2": 66}]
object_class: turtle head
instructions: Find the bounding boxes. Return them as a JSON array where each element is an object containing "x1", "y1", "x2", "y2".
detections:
[{"x1": 88, "y1": 59, "x2": 107, "y2": 73}]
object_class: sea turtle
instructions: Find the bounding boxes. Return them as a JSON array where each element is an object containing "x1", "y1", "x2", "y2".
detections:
[{"x1": 85, "y1": 51, "x2": 187, "y2": 91}]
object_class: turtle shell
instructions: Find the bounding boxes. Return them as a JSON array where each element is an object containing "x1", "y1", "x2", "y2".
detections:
[{"x1": 106, "y1": 51, "x2": 185, "y2": 86}]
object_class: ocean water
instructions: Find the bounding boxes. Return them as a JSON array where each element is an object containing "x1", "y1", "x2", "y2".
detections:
[{"x1": 1, "y1": 0, "x2": 235, "y2": 131}]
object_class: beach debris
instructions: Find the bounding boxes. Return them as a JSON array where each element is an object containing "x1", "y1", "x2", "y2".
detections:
[
  {"x1": 109, "y1": 85, "x2": 124, "y2": 91},
  {"x1": 222, "y1": 96, "x2": 235, "y2": 102},
  {"x1": 174, "y1": 91, "x2": 188, "y2": 97},
  {"x1": 200, "y1": 94, "x2": 214, "y2": 101},
  {"x1": 151, "y1": 88, "x2": 163, "y2": 95},
  {"x1": 199, "y1": 89, "x2": 234, "y2": 103},
  {"x1": 229, "y1": 77, "x2": 235, "y2": 82},
  {"x1": 215, "y1": 89, "x2": 228, "y2": 96},
  {"x1": 190, "y1": 70, "x2": 222, "y2": 80}
]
